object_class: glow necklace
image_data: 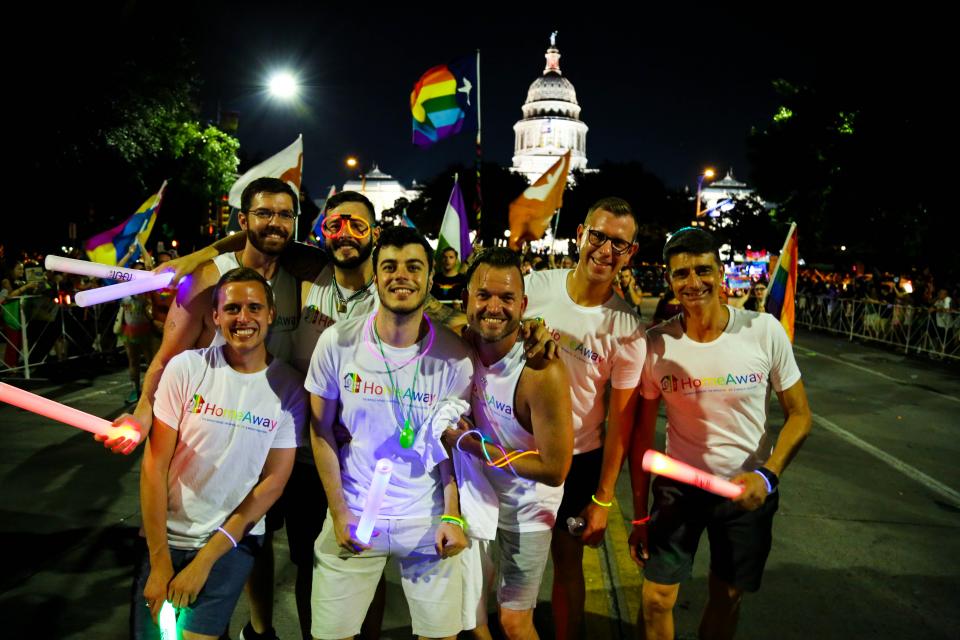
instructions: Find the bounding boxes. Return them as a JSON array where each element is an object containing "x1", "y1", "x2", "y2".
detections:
[
  {"x1": 371, "y1": 314, "x2": 433, "y2": 448},
  {"x1": 364, "y1": 312, "x2": 435, "y2": 369}
]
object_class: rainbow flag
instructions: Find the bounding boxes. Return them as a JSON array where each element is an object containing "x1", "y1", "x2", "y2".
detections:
[
  {"x1": 763, "y1": 222, "x2": 798, "y2": 342},
  {"x1": 410, "y1": 55, "x2": 478, "y2": 148},
  {"x1": 85, "y1": 182, "x2": 166, "y2": 265}
]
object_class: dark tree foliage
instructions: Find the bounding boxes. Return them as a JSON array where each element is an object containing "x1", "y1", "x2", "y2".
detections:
[
  {"x1": 746, "y1": 69, "x2": 945, "y2": 277},
  {"x1": 13, "y1": 4, "x2": 237, "y2": 256}
]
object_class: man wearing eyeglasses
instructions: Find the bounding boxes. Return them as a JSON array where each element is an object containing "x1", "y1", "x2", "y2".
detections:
[{"x1": 523, "y1": 196, "x2": 647, "y2": 640}]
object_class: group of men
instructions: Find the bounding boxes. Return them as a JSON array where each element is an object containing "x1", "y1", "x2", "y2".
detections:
[{"x1": 102, "y1": 177, "x2": 812, "y2": 640}]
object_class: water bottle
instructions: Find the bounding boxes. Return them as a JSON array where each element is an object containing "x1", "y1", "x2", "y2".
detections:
[{"x1": 566, "y1": 516, "x2": 586, "y2": 536}]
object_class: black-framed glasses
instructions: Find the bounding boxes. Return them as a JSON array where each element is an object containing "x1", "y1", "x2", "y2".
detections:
[
  {"x1": 248, "y1": 208, "x2": 297, "y2": 221},
  {"x1": 586, "y1": 228, "x2": 634, "y2": 255}
]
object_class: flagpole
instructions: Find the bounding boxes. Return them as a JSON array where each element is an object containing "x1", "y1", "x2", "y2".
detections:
[{"x1": 475, "y1": 48, "x2": 483, "y2": 238}]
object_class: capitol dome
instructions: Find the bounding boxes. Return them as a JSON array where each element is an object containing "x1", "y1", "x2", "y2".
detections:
[{"x1": 512, "y1": 34, "x2": 589, "y2": 184}]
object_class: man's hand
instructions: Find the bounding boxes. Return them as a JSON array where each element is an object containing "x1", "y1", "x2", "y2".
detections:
[
  {"x1": 628, "y1": 523, "x2": 649, "y2": 567},
  {"x1": 154, "y1": 247, "x2": 216, "y2": 287},
  {"x1": 440, "y1": 416, "x2": 476, "y2": 455},
  {"x1": 520, "y1": 319, "x2": 559, "y2": 360},
  {"x1": 167, "y1": 556, "x2": 214, "y2": 609},
  {"x1": 730, "y1": 471, "x2": 769, "y2": 511},
  {"x1": 142, "y1": 562, "x2": 174, "y2": 625},
  {"x1": 579, "y1": 501, "x2": 609, "y2": 547},
  {"x1": 94, "y1": 414, "x2": 144, "y2": 455},
  {"x1": 435, "y1": 522, "x2": 467, "y2": 558},
  {"x1": 331, "y1": 510, "x2": 372, "y2": 554}
]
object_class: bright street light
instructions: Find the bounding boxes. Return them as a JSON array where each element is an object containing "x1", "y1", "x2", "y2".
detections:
[
  {"x1": 695, "y1": 168, "x2": 716, "y2": 217},
  {"x1": 345, "y1": 156, "x2": 358, "y2": 169},
  {"x1": 268, "y1": 71, "x2": 299, "y2": 100}
]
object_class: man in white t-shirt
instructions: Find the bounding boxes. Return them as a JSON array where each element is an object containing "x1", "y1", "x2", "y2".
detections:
[
  {"x1": 306, "y1": 226, "x2": 471, "y2": 640},
  {"x1": 441, "y1": 247, "x2": 573, "y2": 640},
  {"x1": 134, "y1": 267, "x2": 304, "y2": 640},
  {"x1": 629, "y1": 227, "x2": 812, "y2": 640},
  {"x1": 523, "y1": 197, "x2": 646, "y2": 640}
]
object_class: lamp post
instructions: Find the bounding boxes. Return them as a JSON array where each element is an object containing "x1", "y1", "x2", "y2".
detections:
[{"x1": 695, "y1": 168, "x2": 716, "y2": 219}]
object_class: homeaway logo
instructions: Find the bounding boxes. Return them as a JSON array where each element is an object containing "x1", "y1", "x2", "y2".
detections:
[
  {"x1": 660, "y1": 372, "x2": 765, "y2": 394},
  {"x1": 183, "y1": 395, "x2": 280, "y2": 431}
]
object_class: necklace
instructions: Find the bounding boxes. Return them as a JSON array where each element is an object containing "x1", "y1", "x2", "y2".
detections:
[
  {"x1": 372, "y1": 314, "x2": 431, "y2": 448},
  {"x1": 333, "y1": 276, "x2": 373, "y2": 314},
  {"x1": 364, "y1": 312, "x2": 435, "y2": 368}
]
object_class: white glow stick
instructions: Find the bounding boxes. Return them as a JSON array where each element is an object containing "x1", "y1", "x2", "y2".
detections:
[
  {"x1": 642, "y1": 450, "x2": 744, "y2": 499},
  {"x1": 158, "y1": 601, "x2": 177, "y2": 639},
  {"x1": 356, "y1": 458, "x2": 393, "y2": 544},
  {"x1": 44, "y1": 255, "x2": 145, "y2": 282},
  {"x1": 75, "y1": 272, "x2": 174, "y2": 307},
  {"x1": 0, "y1": 382, "x2": 141, "y2": 444}
]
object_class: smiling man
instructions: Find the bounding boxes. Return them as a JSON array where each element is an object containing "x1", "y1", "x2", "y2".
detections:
[
  {"x1": 523, "y1": 197, "x2": 647, "y2": 639},
  {"x1": 135, "y1": 268, "x2": 304, "y2": 640},
  {"x1": 306, "y1": 226, "x2": 473, "y2": 640},
  {"x1": 629, "y1": 227, "x2": 812, "y2": 640}
]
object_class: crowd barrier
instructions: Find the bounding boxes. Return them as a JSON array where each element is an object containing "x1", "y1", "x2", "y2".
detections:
[
  {"x1": 796, "y1": 294, "x2": 959, "y2": 362},
  {"x1": 1, "y1": 294, "x2": 121, "y2": 379}
]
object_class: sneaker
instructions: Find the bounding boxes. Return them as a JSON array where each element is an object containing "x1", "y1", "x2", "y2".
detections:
[
  {"x1": 239, "y1": 622, "x2": 279, "y2": 640},
  {"x1": 126, "y1": 389, "x2": 139, "y2": 404}
]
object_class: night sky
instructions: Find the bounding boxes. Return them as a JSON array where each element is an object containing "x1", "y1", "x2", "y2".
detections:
[{"x1": 191, "y1": 4, "x2": 867, "y2": 194}]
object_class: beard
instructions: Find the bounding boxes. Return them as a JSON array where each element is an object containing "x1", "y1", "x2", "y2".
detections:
[
  {"x1": 473, "y1": 314, "x2": 520, "y2": 343},
  {"x1": 246, "y1": 226, "x2": 290, "y2": 256},
  {"x1": 329, "y1": 238, "x2": 374, "y2": 269},
  {"x1": 377, "y1": 286, "x2": 428, "y2": 317}
]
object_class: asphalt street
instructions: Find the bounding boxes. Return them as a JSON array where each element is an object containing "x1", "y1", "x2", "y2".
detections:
[{"x1": 0, "y1": 320, "x2": 957, "y2": 639}]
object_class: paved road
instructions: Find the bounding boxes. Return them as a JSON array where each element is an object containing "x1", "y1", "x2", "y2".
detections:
[{"x1": 1, "y1": 323, "x2": 958, "y2": 638}]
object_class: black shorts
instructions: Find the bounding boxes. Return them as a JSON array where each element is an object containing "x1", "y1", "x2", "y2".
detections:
[
  {"x1": 265, "y1": 460, "x2": 327, "y2": 567},
  {"x1": 643, "y1": 476, "x2": 779, "y2": 592},
  {"x1": 554, "y1": 447, "x2": 604, "y2": 530}
]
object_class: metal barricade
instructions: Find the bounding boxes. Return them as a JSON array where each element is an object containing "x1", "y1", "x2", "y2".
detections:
[
  {"x1": 0, "y1": 294, "x2": 121, "y2": 379},
  {"x1": 796, "y1": 295, "x2": 959, "y2": 362}
]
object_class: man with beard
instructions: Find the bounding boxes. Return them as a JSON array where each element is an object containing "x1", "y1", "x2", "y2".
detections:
[
  {"x1": 306, "y1": 225, "x2": 471, "y2": 640},
  {"x1": 441, "y1": 248, "x2": 573, "y2": 640},
  {"x1": 102, "y1": 178, "x2": 305, "y2": 640}
]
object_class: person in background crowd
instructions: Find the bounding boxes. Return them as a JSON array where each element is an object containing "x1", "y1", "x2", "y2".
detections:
[{"x1": 743, "y1": 282, "x2": 767, "y2": 312}]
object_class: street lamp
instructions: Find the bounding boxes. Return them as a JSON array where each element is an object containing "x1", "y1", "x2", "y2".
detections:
[
  {"x1": 267, "y1": 71, "x2": 299, "y2": 100},
  {"x1": 345, "y1": 156, "x2": 358, "y2": 169},
  {"x1": 695, "y1": 168, "x2": 716, "y2": 217}
]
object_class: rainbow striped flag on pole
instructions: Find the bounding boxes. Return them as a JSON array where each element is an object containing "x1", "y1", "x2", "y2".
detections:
[
  {"x1": 763, "y1": 222, "x2": 798, "y2": 342},
  {"x1": 85, "y1": 182, "x2": 166, "y2": 265},
  {"x1": 410, "y1": 55, "x2": 478, "y2": 148}
]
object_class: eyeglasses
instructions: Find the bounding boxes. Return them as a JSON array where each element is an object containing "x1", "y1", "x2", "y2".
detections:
[
  {"x1": 321, "y1": 214, "x2": 371, "y2": 240},
  {"x1": 585, "y1": 228, "x2": 634, "y2": 255},
  {"x1": 248, "y1": 208, "x2": 297, "y2": 222}
]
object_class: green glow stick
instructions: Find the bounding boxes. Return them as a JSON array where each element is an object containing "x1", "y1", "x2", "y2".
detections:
[{"x1": 158, "y1": 601, "x2": 177, "y2": 639}]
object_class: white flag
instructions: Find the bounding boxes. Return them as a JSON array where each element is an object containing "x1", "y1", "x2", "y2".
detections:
[{"x1": 227, "y1": 135, "x2": 303, "y2": 209}]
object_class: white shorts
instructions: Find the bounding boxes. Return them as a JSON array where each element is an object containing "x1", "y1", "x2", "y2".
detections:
[
  {"x1": 311, "y1": 513, "x2": 463, "y2": 639},
  {"x1": 494, "y1": 528, "x2": 552, "y2": 610},
  {"x1": 460, "y1": 537, "x2": 495, "y2": 630}
]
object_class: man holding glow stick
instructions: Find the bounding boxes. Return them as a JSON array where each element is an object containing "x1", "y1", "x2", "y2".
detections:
[
  {"x1": 306, "y1": 226, "x2": 471, "y2": 640},
  {"x1": 440, "y1": 248, "x2": 573, "y2": 640},
  {"x1": 629, "y1": 227, "x2": 812, "y2": 640},
  {"x1": 135, "y1": 268, "x2": 304, "y2": 639}
]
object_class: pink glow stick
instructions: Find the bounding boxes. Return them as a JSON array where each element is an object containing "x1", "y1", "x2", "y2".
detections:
[
  {"x1": 75, "y1": 272, "x2": 174, "y2": 307},
  {"x1": 642, "y1": 450, "x2": 744, "y2": 498},
  {"x1": 44, "y1": 255, "x2": 145, "y2": 282},
  {"x1": 0, "y1": 382, "x2": 141, "y2": 444}
]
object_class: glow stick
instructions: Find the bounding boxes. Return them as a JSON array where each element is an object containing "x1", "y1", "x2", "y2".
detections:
[
  {"x1": 44, "y1": 255, "x2": 145, "y2": 282},
  {"x1": 642, "y1": 450, "x2": 744, "y2": 499},
  {"x1": 0, "y1": 382, "x2": 141, "y2": 444},
  {"x1": 356, "y1": 458, "x2": 393, "y2": 544},
  {"x1": 158, "y1": 601, "x2": 177, "y2": 639},
  {"x1": 76, "y1": 272, "x2": 174, "y2": 307}
]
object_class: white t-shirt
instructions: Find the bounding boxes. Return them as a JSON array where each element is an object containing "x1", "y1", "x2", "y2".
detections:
[
  {"x1": 641, "y1": 306, "x2": 802, "y2": 479},
  {"x1": 153, "y1": 346, "x2": 306, "y2": 549},
  {"x1": 211, "y1": 253, "x2": 299, "y2": 362},
  {"x1": 291, "y1": 265, "x2": 378, "y2": 374},
  {"x1": 524, "y1": 269, "x2": 646, "y2": 453},
  {"x1": 305, "y1": 313, "x2": 473, "y2": 519}
]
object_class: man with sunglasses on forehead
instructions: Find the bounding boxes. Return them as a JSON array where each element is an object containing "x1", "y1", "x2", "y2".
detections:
[{"x1": 523, "y1": 196, "x2": 647, "y2": 640}]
